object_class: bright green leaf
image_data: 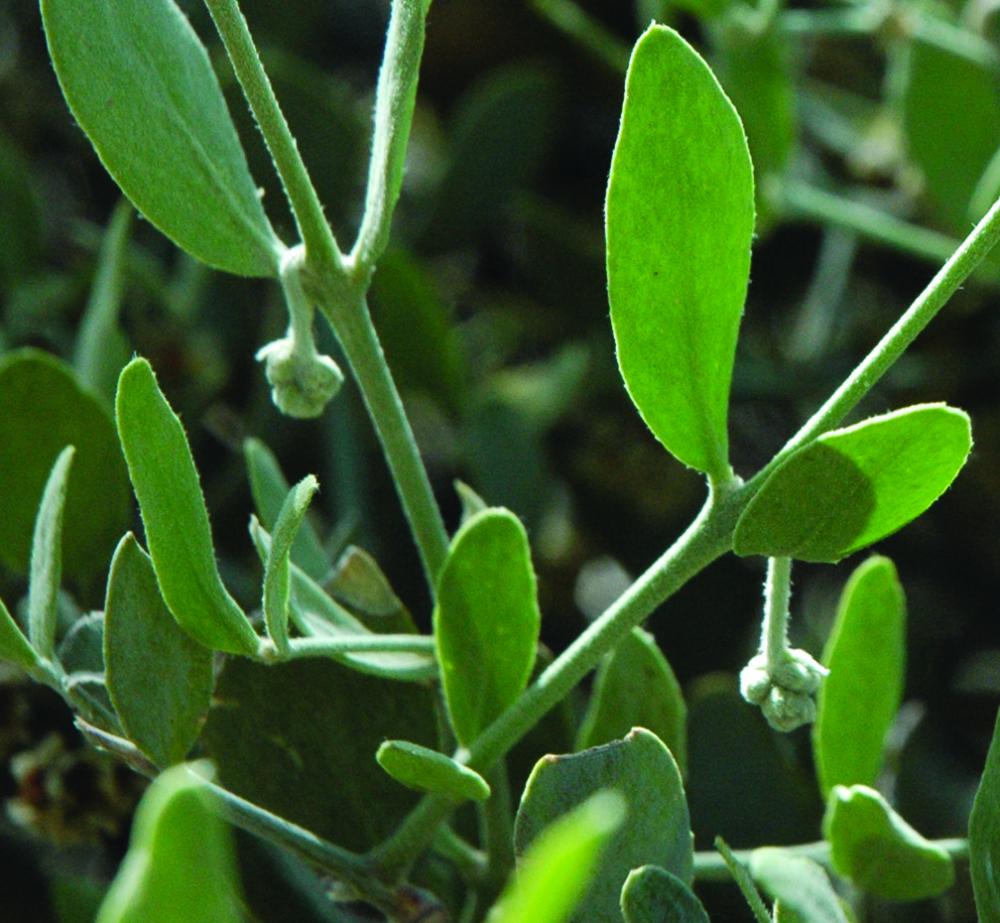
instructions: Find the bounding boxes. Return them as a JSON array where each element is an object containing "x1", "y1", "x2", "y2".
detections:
[
  {"x1": 514, "y1": 728, "x2": 693, "y2": 922},
  {"x1": 434, "y1": 508, "x2": 540, "y2": 745},
  {"x1": 28, "y1": 447, "x2": 75, "y2": 660},
  {"x1": 577, "y1": 627, "x2": 687, "y2": 775},
  {"x1": 376, "y1": 740, "x2": 491, "y2": 802},
  {"x1": 823, "y1": 784, "x2": 955, "y2": 900},
  {"x1": 970, "y1": 707, "x2": 1000, "y2": 920},
  {"x1": 104, "y1": 535, "x2": 213, "y2": 767},
  {"x1": 95, "y1": 764, "x2": 242, "y2": 923},
  {"x1": 116, "y1": 358, "x2": 259, "y2": 655},
  {"x1": 750, "y1": 847, "x2": 848, "y2": 923},
  {"x1": 0, "y1": 595, "x2": 37, "y2": 670},
  {"x1": 263, "y1": 476, "x2": 319, "y2": 652},
  {"x1": 814, "y1": 556, "x2": 905, "y2": 796},
  {"x1": 243, "y1": 438, "x2": 330, "y2": 582},
  {"x1": 0, "y1": 350, "x2": 131, "y2": 581},
  {"x1": 41, "y1": 0, "x2": 280, "y2": 276},
  {"x1": 606, "y1": 24, "x2": 754, "y2": 479},
  {"x1": 488, "y1": 791, "x2": 625, "y2": 923},
  {"x1": 621, "y1": 865, "x2": 709, "y2": 923},
  {"x1": 734, "y1": 404, "x2": 972, "y2": 563}
]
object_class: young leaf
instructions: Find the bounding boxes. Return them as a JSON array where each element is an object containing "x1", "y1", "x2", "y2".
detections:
[
  {"x1": 57, "y1": 611, "x2": 119, "y2": 732},
  {"x1": 0, "y1": 595, "x2": 38, "y2": 671},
  {"x1": 434, "y1": 508, "x2": 540, "y2": 745},
  {"x1": 328, "y1": 545, "x2": 416, "y2": 633},
  {"x1": 243, "y1": 438, "x2": 330, "y2": 582},
  {"x1": 0, "y1": 349, "x2": 131, "y2": 581},
  {"x1": 376, "y1": 740, "x2": 491, "y2": 802},
  {"x1": 970, "y1": 708, "x2": 1000, "y2": 920},
  {"x1": 28, "y1": 446, "x2": 75, "y2": 660},
  {"x1": 116, "y1": 359, "x2": 259, "y2": 655},
  {"x1": 95, "y1": 764, "x2": 243, "y2": 923},
  {"x1": 750, "y1": 848, "x2": 848, "y2": 923},
  {"x1": 263, "y1": 476, "x2": 319, "y2": 652},
  {"x1": 455, "y1": 480, "x2": 488, "y2": 524},
  {"x1": 514, "y1": 728, "x2": 693, "y2": 922},
  {"x1": 813, "y1": 556, "x2": 905, "y2": 796},
  {"x1": 41, "y1": 0, "x2": 280, "y2": 277},
  {"x1": 620, "y1": 865, "x2": 709, "y2": 923},
  {"x1": 576, "y1": 627, "x2": 687, "y2": 775},
  {"x1": 734, "y1": 404, "x2": 972, "y2": 562},
  {"x1": 488, "y1": 791, "x2": 625, "y2": 923},
  {"x1": 823, "y1": 784, "x2": 954, "y2": 900},
  {"x1": 104, "y1": 535, "x2": 213, "y2": 768},
  {"x1": 606, "y1": 24, "x2": 754, "y2": 479}
]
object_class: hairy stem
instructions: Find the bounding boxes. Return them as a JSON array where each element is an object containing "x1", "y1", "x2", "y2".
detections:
[{"x1": 762, "y1": 557, "x2": 792, "y2": 671}]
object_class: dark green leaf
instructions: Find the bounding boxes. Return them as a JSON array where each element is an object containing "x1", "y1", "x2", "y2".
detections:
[
  {"x1": 41, "y1": 0, "x2": 280, "y2": 276},
  {"x1": 814, "y1": 556, "x2": 905, "y2": 796},
  {"x1": 734, "y1": 404, "x2": 972, "y2": 562},
  {"x1": 514, "y1": 728, "x2": 693, "y2": 922},
  {"x1": 116, "y1": 358, "x2": 259, "y2": 655},
  {"x1": 105, "y1": 535, "x2": 213, "y2": 767},
  {"x1": 823, "y1": 784, "x2": 954, "y2": 900},
  {"x1": 435, "y1": 508, "x2": 540, "y2": 745},
  {"x1": 970, "y1": 708, "x2": 1000, "y2": 920},
  {"x1": 28, "y1": 447, "x2": 75, "y2": 660},
  {"x1": 489, "y1": 791, "x2": 625, "y2": 923},
  {"x1": 95, "y1": 764, "x2": 243, "y2": 923},
  {"x1": 0, "y1": 349, "x2": 131, "y2": 581},
  {"x1": 577, "y1": 627, "x2": 687, "y2": 775},
  {"x1": 620, "y1": 865, "x2": 709, "y2": 923},
  {"x1": 202, "y1": 657, "x2": 436, "y2": 850},
  {"x1": 0, "y1": 594, "x2": 37, "y2": 670},
  {"x1": 57, "y1": 612, "x2": 120, "y2": 731},
  {"x1": 376, "y1": 740, "x2": 491, "y2": 801},
  {"x1": 327, "y1": 545, "x2": 416, "y2": 633},
  {"x1": 750, "y1": 847, "x2": 848, "y2": 923},
  {"x1": 606, "y1": 24, "x2": 754, "y2": 479}
]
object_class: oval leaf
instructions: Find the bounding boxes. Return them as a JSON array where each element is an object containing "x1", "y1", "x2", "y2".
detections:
[
  {"x1": 116, "y1": 359, "x2": 259, "y2": 655},
  {"x1": 577, "y1": 627, "x2": 687, "y2": 775},
  {"x1": 41, "y1": 0, "x2": 280, "y2": 276},
  {"x1": 606, "y1": 24, "x2": 754, "y2": 479},
  {"x1": 734, "y1": 404, "x2": 972, "y2": 563},
  {"x1": 105, "y1": 535, "x2": 213, "y2": 767},
  {"x1": 750, "y1": 848, "x2": 848, "y2": 923},
  {"x1": 823, "y1": 784, "x2": 955, "y2": 900},
  {"x1": 621, "y1": 865, "x2": 709, "y2": 923},
  {"x1": 814, "y1": 556, "x2": 905, "y2": 796},
  {"x1": 514, "y1": 728, "x2": 693, "y2": 922},
  {"x1": 434, "y1": 508, "x2": 540, "y2": 746},
  {"x1": 96, "y1": 764, "x2": 242, "y2": 923},
  {"x1": 970, "y1": 708, "x2": 1000, "y2": 920},
  {"x1": 376, "y1": 740, "x2": 491, "y2": 802}
]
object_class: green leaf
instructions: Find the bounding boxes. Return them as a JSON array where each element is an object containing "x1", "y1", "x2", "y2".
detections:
[
  {"x1": 488, "y1": 791, "x2": 625, "y2": 923},
  {"x1": 750, "y1": 847, "x2": 848, "y2": 923},
  {"x1": 376, "y1": 740, "x2": 491, "y2": 801},
  {"x1": 734, "y1": 404, "x2": 972, "y2": 563},
  {"x1": 104, "y1": 535, "x2": 213, "y2": 767},
  {"x1": 41, "y1": 0, "x2": 280, "y2": 276},
  {"x1": 434, "y1": 508, "x2": 540, "y2": 745},
  {"x1": 0, "y1": 349, "x2": 131, "y2": 581},
  {"x1": 57, "y1": 612, "x2": 118, "y2": 730},
  {"x1": 970, "y1": 708, "x2": 1000, "y2": 920},
  {"x1": 95, "y1": 764, "x2": 242, "y2": 923},
  {"x1": 620, "y1": 865, "x2": 709, "y2": 923},
  {"x1": 28, "y1": 447, "x2": 75, "y2": 660},
  {"x1": 243, "y1": 438, "x2": 330, "y2": 582},
  {"x1": 577, "y1": 627, "x2": 687, "y2": 775},
  {"x1": 116, "y1": 358, "x2": 259, "y2": 655},
  {"x1": 327, "y1": 545, "x2": 416, "y2": 633},
  {"x1": 823, "y1": 784, "x2": 955, "y2": 900},
  {"x1": 606, "y1": 24, "x2": 754, "y2": 479},
  {"x1": 0, "y1": 594, "x2": 37, "y2": 670},
  {"x1": 455, "y1": 480, "x2": 489, "y2": 524},
  {"x1": 202, "y1": 658, "x2": 436, "y2": 850},
  {"x1": 263, "y1": 476, "x2": 319, "y2": 652},
  {"x1": 514, "y1": 728, "x2": 693, "y2": 922},
  {"x1": 714, "y1": 838, "x2": 772, "y2": 923},
  {"x1": 813, "y1": 556, "x2": 905, "y2": 796}
]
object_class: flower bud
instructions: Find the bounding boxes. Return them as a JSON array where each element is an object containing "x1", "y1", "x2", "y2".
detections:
[{"x1": 256, "y1": 337, "x2": 344, "y2": 419}]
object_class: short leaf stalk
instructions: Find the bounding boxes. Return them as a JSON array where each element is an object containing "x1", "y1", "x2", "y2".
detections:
[{"x1": 739, "y1": 557, "x2": 828, "y2": 732}]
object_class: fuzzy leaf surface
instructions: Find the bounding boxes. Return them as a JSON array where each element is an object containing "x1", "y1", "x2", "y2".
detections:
[
  {"x1": 750, "y1": 848, "x2": 848, "y2": 923},
  {"x1": 621, "y1": 865, "x2": 709, "y2": 923}
]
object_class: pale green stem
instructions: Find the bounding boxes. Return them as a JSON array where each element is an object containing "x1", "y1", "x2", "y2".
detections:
[
  {"x1": 367, "y1": 192, "x2": 1000, "y2": 881},
  {"x1": 779, "y1": 5, "x2": 885, "y2": 36},
  {"x1": 762, "y1": 557, "x2": 792, "y2": 671},
  {"x1": 479, "y1": 761, "x2": 515, "y2": 895},
  {"x1": 351, "y1": 0, "x2": 432, "y2": 276},
  {"x1": 284, "y1": 634, "x2": 436, "y2": 657},
  {"x1": 432, "y1": 826, "x2": 489, "y2": 885},
  {"x1": 528, "y1": 0, "x2": 630, "y2": 73},
  {"x1": 279, "y1": 247, "x2": 320, "y2": 360},
  {"x1": 202, "y1": 0, "x2": 343, "y2": 270}
]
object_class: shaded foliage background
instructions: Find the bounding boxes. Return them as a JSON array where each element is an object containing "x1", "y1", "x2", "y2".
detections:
[{"x1": 0, "y1": 0, "x2": 998, "y2": 918}]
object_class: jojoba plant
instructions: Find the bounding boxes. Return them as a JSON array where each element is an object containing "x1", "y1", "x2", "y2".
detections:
[{"x1": 0, "y1": 0, "x2": 996, "y2": 920}]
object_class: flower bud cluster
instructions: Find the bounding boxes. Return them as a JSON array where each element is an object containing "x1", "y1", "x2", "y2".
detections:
[{"x1": 739, "y1": 648, "x2": 829, "y2": 732}]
